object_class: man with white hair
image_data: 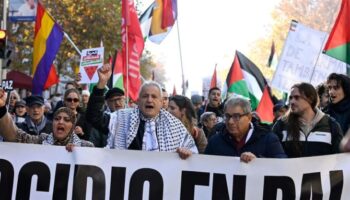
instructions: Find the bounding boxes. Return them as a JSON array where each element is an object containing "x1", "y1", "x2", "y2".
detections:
[{"x1": 86, "y1": 64, "x2": 197, "y2": 159}]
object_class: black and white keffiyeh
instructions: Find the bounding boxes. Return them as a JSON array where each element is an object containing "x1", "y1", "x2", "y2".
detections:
[
  {"x1": 108, "y1": 108, "x2": 198, "y2": 153},
  {"x1": 140, "y1": 113, "x2": 159, "y2": 151},
  {"x1": 42, "y1": 133, "x2": 82, "y2": 146}
]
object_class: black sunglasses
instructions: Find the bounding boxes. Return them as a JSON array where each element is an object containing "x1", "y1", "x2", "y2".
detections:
[{"x1": 66, "y1": 98, "x2": 79, "y2": 103}]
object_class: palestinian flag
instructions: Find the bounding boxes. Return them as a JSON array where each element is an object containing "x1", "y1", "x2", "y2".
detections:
[
  {"x1": 112, "y1": 53, "x2": 125, "y2": 91},
  {"x1": 226, "y1": 51, "x2": 268, "y2": 110},
  {"x1": 323, "y1": 0, "x2": 350, "y2": 64}
]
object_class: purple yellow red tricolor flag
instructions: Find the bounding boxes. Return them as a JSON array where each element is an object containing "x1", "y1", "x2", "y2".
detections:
[{"x1": 32, "y1": 3, "x2": 63, "y2": 95}]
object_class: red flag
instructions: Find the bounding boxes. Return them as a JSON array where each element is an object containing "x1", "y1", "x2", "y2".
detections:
[
  {"x1": 256, "y1": 86, "x2": 274, "y2": 123},
  {"x1": 120, "y1": 0, "x2": 145, "y2": 101},
  {"x1": 43, "y1": 64, "x2": 59, "y2": 90},
  {"x1": 210, "y1": 65, "x2": 217, "y2": 89},
  {"x1": 172, "y1": 85, "x2": 177, "y2": 96},
  {"x1": 162, "y1": 0, "x2": 177, "y2": 29}
]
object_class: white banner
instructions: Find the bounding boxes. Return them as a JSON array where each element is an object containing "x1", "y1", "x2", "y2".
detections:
[
  {"x1": 0, "y1": 142, "x2": 349, "y2": 199},
  {"x1": 271, "y1": 21, "x2": 347, "y2": 93}
]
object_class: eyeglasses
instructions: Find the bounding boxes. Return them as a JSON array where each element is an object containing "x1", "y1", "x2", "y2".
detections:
[
  {"x1": 289, "y1": 95, "x2": 302, "y2": 101},
  {"x1": 108, "y1": 97, "x2": 125, "y2": 103},
  {"x1": 65, "y1": 98, "x2": 79, "y2": 103},
  {"x1": 224, "y1": 113, "x2": 248, "y2": 121}
]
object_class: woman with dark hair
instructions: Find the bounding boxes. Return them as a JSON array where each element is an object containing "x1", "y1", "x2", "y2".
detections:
[
  {"x1": 324, "y1": 73, "x2": 350, "y2": 133},
  {"x1": 168, "y1": 95, "x2": 208, "y2": 153},
  {"x1": 272, "y1": 82, "x2": 343, "y2": 157},
  {"x1": 0, "y1": 88, "x2": 93, "y2": 147}
]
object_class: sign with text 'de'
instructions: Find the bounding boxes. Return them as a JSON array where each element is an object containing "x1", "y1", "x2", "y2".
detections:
[
  {"x1": 271, "y1": 21, "x2": 347, "y2": 93},
  {"x1": 79, "y1": 47, "x2": 104, "y2": 84}
]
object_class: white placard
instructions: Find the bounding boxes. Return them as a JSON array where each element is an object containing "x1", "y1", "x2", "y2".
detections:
[
  {"x1": 271, "y1": 21, "x2": 347, "y2": 92},
  {"x1": 79, "y1": 47, "x2": 104, "y2": 84}
]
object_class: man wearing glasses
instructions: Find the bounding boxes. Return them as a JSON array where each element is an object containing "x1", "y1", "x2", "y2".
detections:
[
  {"x1": 273, "y1": 82, "x2": 343, "y2": 158},
  {"x1": 205, "y1": 97, "x2": 286, "y2": 162},
  {"x1": 105, "y1": 88, "x2": 125, "y2": 112}
]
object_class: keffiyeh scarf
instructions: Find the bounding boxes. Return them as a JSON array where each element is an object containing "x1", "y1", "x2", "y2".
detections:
[
  {"x1": 108, "y1": 108, "x2": 198, "y2": 153},
  {"x1": 42, "y1": 133, "x2": 82, "y2": 146}
]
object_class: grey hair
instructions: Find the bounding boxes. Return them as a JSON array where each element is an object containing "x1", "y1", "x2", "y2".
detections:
[
  {"x1": 138, "y1": 81, "x2": 163, "y2": 97},
  {"x1": 224, "y1": 96, "x2": 252, "y2": 114},
  {"x1": 10, "y1": 90, "x2": 20, "y2": 100},
  {"x1": 200, "y1": 112, "x2": 216, "y2": 124}
]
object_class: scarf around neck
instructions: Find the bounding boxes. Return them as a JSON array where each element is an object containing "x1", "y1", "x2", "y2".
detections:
[
  {"x1": 42, "y1": 133, "x2": 82, "y2": 146},
  {"x1": 140, "y1": 113, "x2": 160, "y2": 151}
]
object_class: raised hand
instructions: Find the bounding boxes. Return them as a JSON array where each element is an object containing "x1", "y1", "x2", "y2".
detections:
[
  {"x1": 0, "y1": 88, "x2": 7, "y2": 107},
  {"x1": 96, "y1": 63, "x2": 112, "y2": 89}
]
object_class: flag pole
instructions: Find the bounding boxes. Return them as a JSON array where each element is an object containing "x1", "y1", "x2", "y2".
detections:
[
  {"x1": 176, "y1": 20, "x2": 186, "y2": 95},
  {"x1": 125, "y1": 25, "x2": 130, "y2": 106},
  {"x1": 63, "y1": 32, "x2": 81, "y2": 55}
]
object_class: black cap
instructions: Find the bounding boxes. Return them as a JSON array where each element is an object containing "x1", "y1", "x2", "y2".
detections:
[
  {"x1": 105, "y1": 88, "x2": 125, "y2": 100},
  {"x1": 25, "y1": 95, "x2": 44, "y2": 107},
  {"x1": 15, "y1": 100, "x2": 26, "y2": 108},
  {"x1": 273, "y1": 103, "x2": 288, "y2": 113}
]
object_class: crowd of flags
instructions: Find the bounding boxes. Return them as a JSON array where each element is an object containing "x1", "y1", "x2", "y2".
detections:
[{"x1": 29, "y1": 0, "x2": 350, "y2": 123}]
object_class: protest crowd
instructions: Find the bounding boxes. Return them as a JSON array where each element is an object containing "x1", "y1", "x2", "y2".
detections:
[
  {"x1": 2, "y1": 0, "x2": 350, "y2": 198},
  {"x1": 1, "y1": 64, "x2": 350, "y2": 158}
]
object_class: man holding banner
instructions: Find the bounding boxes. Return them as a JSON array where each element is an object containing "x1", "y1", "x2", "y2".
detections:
[
  {"x1": 205, "y1": 97, "x2": 286, "y2": 162},
  {"x1": 86, "y1": 64, "x2": 198, "y2": 159},
  {"x1": 273, "y1": 83, "x2": 343, "y2": 158}
]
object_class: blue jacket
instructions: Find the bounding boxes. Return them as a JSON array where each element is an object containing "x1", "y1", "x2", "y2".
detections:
[{"x1": 205, "y1": 122, "x2": 287, "y2": 158}]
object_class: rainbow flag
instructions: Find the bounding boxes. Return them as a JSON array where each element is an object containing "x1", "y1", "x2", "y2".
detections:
[{"x1": 32, "y1": 3, "x2": 63, "y2": 95}]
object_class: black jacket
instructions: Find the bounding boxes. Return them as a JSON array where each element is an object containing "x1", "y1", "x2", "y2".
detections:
[
  {"x1": 272, "y1": 115, "x2": 343, "y2": 158},
  {"x1": 205, "y1": 122, "x2": 286, "y2": 158},
  {"x1": 324, "y1": 97, "x2": 350, "y2": 133}
]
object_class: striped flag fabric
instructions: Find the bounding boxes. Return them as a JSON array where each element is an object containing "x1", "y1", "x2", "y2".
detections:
[
  {"x1": 256, "y1": 86, "x2": 274, "y2": 123},
  {"x1": 323, "y1": 0, "x2": 350, "y2": 65},
  {"x1": 226, "y1": 51, "x2": 268, "y2": 110},
  {"x1": 112, "y1": 53, "x2": 125, "y2": 91},
  {"x1": 32, "y1": 3, "x2": 63, "y2": 95},
  {"x1": 210, "y1": 64, "x2": 217, "y2": 89},
  {"x1": 139, "y1": 0, "x2": 177, "y2": 44}
]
